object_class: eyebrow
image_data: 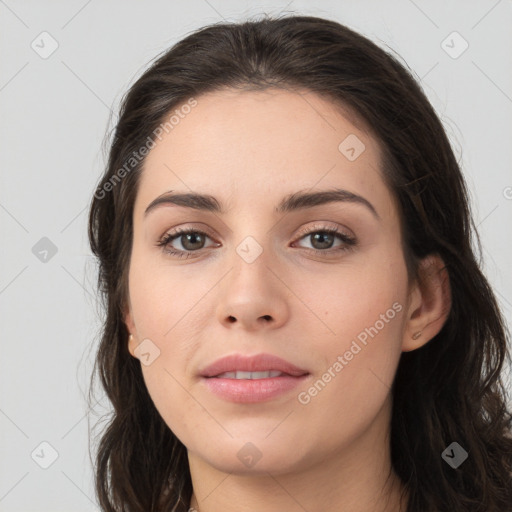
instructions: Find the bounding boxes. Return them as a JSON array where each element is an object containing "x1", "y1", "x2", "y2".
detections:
[{"x1": 144, "y1": 188, "x2": 379, "y2": 219}]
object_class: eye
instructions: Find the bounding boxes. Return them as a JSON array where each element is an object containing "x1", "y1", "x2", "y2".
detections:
[
  {"x1": 157, "y1": 227, "x2": 218, "y2": 259},
  {"x1": 293, "y1": 224, "x2": 357, "y2": 255},
  {"x1": 157, "y1": 224, "x2": 357, "y2": 259}
]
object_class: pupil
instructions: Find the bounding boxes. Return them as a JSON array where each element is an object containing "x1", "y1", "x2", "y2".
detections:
[
  {"x1": 313, "y1": 232, "x2": 333, "y2": 249},
  {"x1": 183, "y1": 233, "x2": 203, "y2": 250}
]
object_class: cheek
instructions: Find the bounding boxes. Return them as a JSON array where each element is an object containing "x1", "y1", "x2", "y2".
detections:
[
  {"x1": 294, "y1": 248, "x2": 407, "y2": 349},
  {"x1": 292, "y1": 252, "x2": 407, "y2": 417},
  {"x1": 127, "y1": 246, "x2": 217, "y2": 340},
  {"x1": 127, "y1": 253, "x2": 219, "y2": 436}
]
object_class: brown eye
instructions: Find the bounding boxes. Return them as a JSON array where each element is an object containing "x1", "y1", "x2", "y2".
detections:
[
  {"x1": 157, "y1": 228, "x2": 217, "y2": 258},
  {"x1": 175, "y1": 232, "x2": 207, "y2": 251},
  {"x1": 294, "y1": 226, "x2": 357, "y2": 254},
  {"x1": 307, "y1": 231, "x2": 337, "y2": 250}
]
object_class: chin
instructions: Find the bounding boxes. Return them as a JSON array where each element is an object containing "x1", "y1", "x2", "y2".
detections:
[{"x1": 188, "y1": 435, "x2": 309, "y2": 475}]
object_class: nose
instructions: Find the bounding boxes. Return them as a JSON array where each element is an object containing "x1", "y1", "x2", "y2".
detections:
[{"x1": 215, "y1": 253, "x2": 290, "y2": 332}]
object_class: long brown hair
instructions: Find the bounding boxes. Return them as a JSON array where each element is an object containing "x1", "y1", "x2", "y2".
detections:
[{"x1": 88, "y1": 14, "x2": 512, "y2": 511}]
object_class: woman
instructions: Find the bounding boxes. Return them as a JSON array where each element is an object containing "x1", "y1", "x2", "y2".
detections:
[{"x1": 88, "y1": 14, "x2": 512, "y2": 512}]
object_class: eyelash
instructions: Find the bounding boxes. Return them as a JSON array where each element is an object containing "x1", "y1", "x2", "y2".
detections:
[{"x1": 156, "y1": 225, "x2": 357, "y2": 259}]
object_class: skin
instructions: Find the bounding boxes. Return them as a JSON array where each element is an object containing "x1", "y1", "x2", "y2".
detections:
[{"x1": 124, "y1": 88, "x2": 451, "y2": 512}]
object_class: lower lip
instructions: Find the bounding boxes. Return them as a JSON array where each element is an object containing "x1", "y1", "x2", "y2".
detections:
[{"x1": 202, "y1": 375, "x2": 309, "y2": 403}]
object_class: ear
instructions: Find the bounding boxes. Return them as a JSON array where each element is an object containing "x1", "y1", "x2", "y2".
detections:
[
  {"x1": 402, "y1": 253, "x2": 451, "y2": 352},
  {"x1": 124, "y1": 300, "x2": 138, "y2": 358}
]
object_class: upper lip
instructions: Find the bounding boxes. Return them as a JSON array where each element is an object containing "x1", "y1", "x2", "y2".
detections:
[{"x1": 200, "y1": 353, "x2": 309, "y2": 378}]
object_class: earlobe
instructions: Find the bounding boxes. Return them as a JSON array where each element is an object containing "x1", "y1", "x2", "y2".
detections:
[
  {"x1": 128, "y1": 333, "x2": 137, "y2": 358},
  {"x1": 402, "y1": 254, "x2": 452, "y2": 352},
  {"x1": 124, "y1": 303, "x2": 138, "y2": 358}
]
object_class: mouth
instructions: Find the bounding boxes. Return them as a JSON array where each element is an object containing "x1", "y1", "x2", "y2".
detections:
[
  {"x1": 199, "y1": 353, "x2": 310, "y2": 403},
  {"x1": 213, "y1": 370, "x2": 290, "y2": 379},
  {"x1": 200, "y1": 352, "x2": 309, "y2": 378}
]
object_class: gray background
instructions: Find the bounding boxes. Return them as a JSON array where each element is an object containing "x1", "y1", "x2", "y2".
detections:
[{"x1": 1, "y1": 0, "x2": 511, "y2": 510}]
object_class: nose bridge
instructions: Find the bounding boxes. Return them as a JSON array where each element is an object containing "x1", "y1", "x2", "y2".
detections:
[
  {"x1": 223, "y1": 208, "x2": 274, "y2": 272},
  {"x1": 215, "y1": 228, "x2": 289, "y2": 330},
  {"x1": 228, "y1": 232, "x2": 276, "y2": 297}
]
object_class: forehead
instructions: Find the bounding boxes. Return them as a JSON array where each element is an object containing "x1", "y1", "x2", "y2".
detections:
[{"x1": 135, "y1": 88, "x2": 393, "y2": 218}]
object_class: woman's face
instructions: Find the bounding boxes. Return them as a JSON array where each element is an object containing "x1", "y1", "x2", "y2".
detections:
[{"x1": 125, "y1": 88, "x2": 413, "y2": 475}]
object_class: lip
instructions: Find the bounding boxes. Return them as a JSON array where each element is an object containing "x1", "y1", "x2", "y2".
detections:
[
  {"x1": 199, "y1": 353, "x2": 309, "y2": 378},
  {"x1": 199, "y1": 353, "x2": 310, "y2": 403}
]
